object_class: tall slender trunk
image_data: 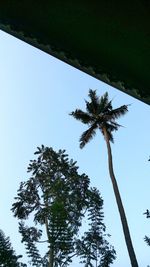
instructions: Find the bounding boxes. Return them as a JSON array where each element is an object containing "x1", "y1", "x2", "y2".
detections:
[{"x1": 103, "y1": 128, "x2": 139, "y2": 267}]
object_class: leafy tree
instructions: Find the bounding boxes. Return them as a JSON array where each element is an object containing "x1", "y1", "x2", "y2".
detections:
[
  {"x1": 70, "y1": 89, "x2": 139, "y2": 267},
  {"x1": 0, "y1": 229, "x2": 26, "y2": 267},
  {"x1": 12, "y1": 145, "x2": 116, "y2": 267}
]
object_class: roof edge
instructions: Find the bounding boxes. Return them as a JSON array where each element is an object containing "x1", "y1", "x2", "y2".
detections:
[{"x1": 0, "y1": 23, "x2": 149, "y2": 105}]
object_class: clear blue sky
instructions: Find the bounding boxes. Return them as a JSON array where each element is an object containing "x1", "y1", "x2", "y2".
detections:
[{"x1": 0, "y1": 29, "x2": 150, "y2": 266}]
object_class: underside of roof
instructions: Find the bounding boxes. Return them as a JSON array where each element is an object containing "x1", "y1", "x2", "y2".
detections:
[{"x1": 0, "y1": 1, "x2": 150, "y2": 104}]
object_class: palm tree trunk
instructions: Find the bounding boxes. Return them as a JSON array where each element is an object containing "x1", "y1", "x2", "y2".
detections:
[{"x1": 103, "y1": 128, "x2": 139, "y2": 267}]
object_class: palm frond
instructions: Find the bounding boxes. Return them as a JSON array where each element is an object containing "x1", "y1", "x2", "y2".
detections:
[
  {"x1": 88, "y1": 89, "x2": 99, "y2": 105},
  {"x1": 70, "y1": 109, "x2": 93, "y2": 124},
  {"x1": 102, "y1": 99, "x2": 113, "y2": 113},
  {"x1": 106, "y1": 123, "x2": 118, "y2": 132},
  {"x1": 106, "y1": 105, "x2": 129, "y2": 120},
  {"x1": 85, "y1": 100, "x2": 99, "y2": 115},
  {"x1": 79, "y1": 123, "x2": 98, "y2": 148},
  {"x1": 85, "y1": 89, "x2": 99, "y2": 115},
  {"x1": 109, "y1": 121, "x2": 122, "y2": 129},
  {"x1": 97, "y1": 92, "x2": 110, "y2": 113}
]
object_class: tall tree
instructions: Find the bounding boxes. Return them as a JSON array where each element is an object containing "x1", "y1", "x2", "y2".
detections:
[
  {"x1": 70, "y1": 89, "x2": 139, "y2": 267},
  {"x1": 12, "y1": 145, "x2": 116, "y2": 267},
  {"x1": 0, "y1": 229, "x2": 26, "y2": 267}
]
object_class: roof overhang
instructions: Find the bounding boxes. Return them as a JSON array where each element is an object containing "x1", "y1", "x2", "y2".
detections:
[{"x1": 0, "y1": 1, "x2": 150, "y2": 104}]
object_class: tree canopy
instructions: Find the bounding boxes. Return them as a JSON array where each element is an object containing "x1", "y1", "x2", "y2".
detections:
[
  {"x1": 12, "y1": 145, "x2": 116, "y2": 267},
  {"x1": 70, "y1": 89, "x2": 128, "y2": 147}
]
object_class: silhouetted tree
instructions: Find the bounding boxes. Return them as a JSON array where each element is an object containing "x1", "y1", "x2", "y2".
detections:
[
  {"x1": 0, "y1": 229, "x2": 26, "y2": 267},
  {"x1": 70, "y1": 89, "x2": 138, "y2": 267},
  {"x1": 12, "y1": 145, "x2": 116, "y2": 267}
]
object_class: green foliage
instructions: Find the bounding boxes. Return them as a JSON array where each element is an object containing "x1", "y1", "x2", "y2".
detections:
[
  {"x1": 12, "y1": 145, "x2": 116, "y2": 267},
  {"x1": 18, "y1": 222, "x2": 42, "y2": 266},
  {"x1": 76, "y1": 188, "x2": 116, "y2": 267},
  {"x1": 0, "y1": 229, "x2": 26, "y2": 267},
  {"x1": 70, "y1": 89, "x2": 128, "y2": 147}
]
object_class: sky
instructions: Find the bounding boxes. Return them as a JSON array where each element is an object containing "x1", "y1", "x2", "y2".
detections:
[{"x1": 0, "y1": 29, "x2": 150, "y2": 267}]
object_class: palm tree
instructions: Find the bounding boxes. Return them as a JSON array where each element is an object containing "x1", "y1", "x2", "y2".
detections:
[{"x1": 70, "y1": 89, "x2": 139, "y2": 267}]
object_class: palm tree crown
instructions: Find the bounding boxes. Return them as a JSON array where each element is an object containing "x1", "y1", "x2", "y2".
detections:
[{"x1": 70, "y1": 89, "x2": 128, "y2": 148}]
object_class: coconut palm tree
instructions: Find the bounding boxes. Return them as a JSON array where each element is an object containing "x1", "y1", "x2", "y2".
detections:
[{"x1": 70, "y1": 89, "x2": 139, "y2": 267}]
